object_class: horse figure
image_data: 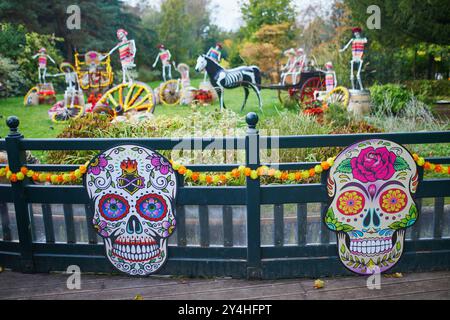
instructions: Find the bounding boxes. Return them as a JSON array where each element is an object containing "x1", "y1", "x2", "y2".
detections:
[{"x1": 195, "y1": 55, "x2": 262, "y2": 112}]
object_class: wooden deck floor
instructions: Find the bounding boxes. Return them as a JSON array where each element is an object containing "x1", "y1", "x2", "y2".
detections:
[{"x1": 0, "y1": 270, "x2": 449, "y2": 300}]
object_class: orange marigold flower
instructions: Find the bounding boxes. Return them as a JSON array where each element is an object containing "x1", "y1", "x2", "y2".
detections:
[
  {"x1": 321, "y1": 161, "x2": 330, "y2": 170},
  {"x1": 79, "y1": 165, "x2": 87, "y2": 174},
  {"x1": 244, "y1": 168, "x2": 252, "y2": 177},
  {"x1": 219, "y1": 174, "x2": 227, "y2": 183},
  {"x1": 232, "y1": 169, "x2": 241, "y2": 178},
  {"x1": 32, "y1": 173, "x2": 40, "y2": 181},
  {"x1": 20, "y1": 167, "x2": 28, "y2": 175},
  {"x1": 206, "y1": 175, "x2": 213, "y2": 184},
  {"x1": 424, "y1": 162, "x2": 431, "y2": 170},
  {"x1": 46, "y1": 174, "x2": 52, "y2": 182},
  {"x1": 295, "y1": 172, "x2": 302, "y2": 181},
  {"x1": 10, "y1": 174, "x2": 18, "y2": 183},
  {"x1": 281, "y1": 172, "x2": 289, "y2": 181},
  {"x1": 178, "y1": 166, "x2": 187, "y2": 175},
  {"x1": 70, "y1": 173, "x2": 77, "y2": 181},
  {"x1": 57, "y1": 175, "x2": 64, "y2": 183},
  {"x1": 448, "y1": 167, "x2": 450, "y2": 175},
  {"x1": 435, "y1": 165, "x2": 443, "y2": 173},
  {"x1": 309, "y1": 169, "x2": 316, "y2": 177},
  {"x1": 413, "y1": 154, "x2": 419, "y2": 162},
  {"x1": 268, "y1": 169, "x2": 276, "y2": 177}
]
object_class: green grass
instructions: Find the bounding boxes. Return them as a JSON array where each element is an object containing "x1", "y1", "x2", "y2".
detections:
[{"x1": 0, "y1": 78, "x2": 287, "y2": 139}]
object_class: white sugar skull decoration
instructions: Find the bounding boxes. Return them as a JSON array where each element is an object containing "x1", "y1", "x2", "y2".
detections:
[
  {"x1": 85, "y1": 145, "x2": 177, "y2": 276},
  {"x1": 325, "y1": 140, "x2": 419, "y2": 275}
]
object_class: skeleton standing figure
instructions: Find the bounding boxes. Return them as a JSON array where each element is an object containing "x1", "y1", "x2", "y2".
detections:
[
  {"x1": 103, "y1": 29, "x2": 137, "y2": 84},
  {"x1": 32, "y1": 48, "x2": 56, "y2": 84},
  {"x1": 50, "y1": 62, "x2": 80, "y2": 109},
  {"x1": 340, "y1": 27, "x2": 368, "y2": 90},
  {"x1": 324, "y1": 62, "x2": 337, "y2": 92},
  {"x1": 204, "y1": 43, "x2": 222, "y2": 82},
  {"x1": 153, "y1": 44, "x2": 173, "y2": 82}
]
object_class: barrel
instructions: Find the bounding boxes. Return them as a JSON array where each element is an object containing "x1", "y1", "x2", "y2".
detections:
[{"x1": 348, "y1": 90, "x2": 371, "y2": 116}]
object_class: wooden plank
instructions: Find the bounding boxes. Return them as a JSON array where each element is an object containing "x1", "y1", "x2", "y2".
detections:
[
  {"x1": 223, "y1": 206, "x2": 233, "y2": 247},
  {"x1": 41, "y1": 204, "x2": 55, "y2": 243},
  {"x1": 28, "y1": 204, "x2": 37, "y2": 242},
  {"x1": 176, "y1": 205, "x2": 186, "y2": 247},
  {"x1": 274, "y1": 204, "x2": 284, "y2": 247},
  {"x1": 199, "y1": 205, "x2": 210, "y2": 247},
  {"x1": 0, "y1": 203, "x2": 12, "y2": 241},
  {"x1": 434, "y1": 198, "x2": 444, "y2": 239},
  {"x1": 320, "y1": 203, "x2": 330, "y2": 244},
  {"x1": 297, "y1": 203, "x2": 307, "y2": 246},
  {"x1": 63, "y1": 204, "x2": 76, "y2": 244},
  {"x1": 84, "y1": 204, "x2": 97, "y2": 244}
]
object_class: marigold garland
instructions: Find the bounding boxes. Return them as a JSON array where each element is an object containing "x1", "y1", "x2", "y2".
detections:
[{"x1": 0, "y1": 153, "x2": 448, "y2": 186}]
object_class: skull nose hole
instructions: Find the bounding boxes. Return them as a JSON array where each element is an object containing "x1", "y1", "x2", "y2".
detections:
[
  {"x1": 126, "y1": 216, "x2": 143, "y2": 235},
  {"x1": 363, "y1": 208, "x2": 381, "y2": 228},
  {"x1": 363, "y1": 210, "x2": 371, "y2": 228}
]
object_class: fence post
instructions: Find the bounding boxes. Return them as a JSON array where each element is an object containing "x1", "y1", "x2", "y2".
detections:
[
  {"x1": 245, "y1": 112, "x2": 262, "y2": 279},
  {"x1": 5, "y1": 116, "x2": 34, "y2": 273}
]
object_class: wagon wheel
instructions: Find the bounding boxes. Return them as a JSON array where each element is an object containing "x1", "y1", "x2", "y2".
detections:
[
  {"x1": 299, "y1": 77, "x2": 326, "y2": 107},
  {"x1": 51, "y1": 105, "x2": 84, "y2": 123},
  {"x1": 97, "y1": 82, "x2": 156, "y2": 117},
  {"x1": 24, "y1": 87, "x2": 38, "y2": 106},
  {"x1": 278, "y1": 87, "x2": 301, "y2": 108},
  {"x1": 324, "y1": 86, "x2": 350, "y2": 108},
  {"x1": 160, "y1": 80, "x2": 181, "y2": 106}
]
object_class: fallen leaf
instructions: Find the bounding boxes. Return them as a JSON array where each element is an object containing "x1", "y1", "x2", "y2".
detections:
[
  {"x1": 384, "y1": 272, "x2": 403, "y2": 278},
  {"x1": 134, "y1": 294, "x2": 144, "y2": 300},
  {"x1": 314, "y1": 279, "x2": 325, "y2": 289}
]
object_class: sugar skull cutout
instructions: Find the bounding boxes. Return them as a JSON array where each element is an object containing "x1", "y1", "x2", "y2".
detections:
[
  {"x1": 85, "y1": 145, "x2": 177, "y2": 276},
  {"x1": 325, "y1": 140, "x2": 419, "y2": 275}
]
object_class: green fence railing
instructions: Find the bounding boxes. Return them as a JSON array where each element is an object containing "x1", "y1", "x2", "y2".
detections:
[{"x1": 0, "y1": 113, "x2": 449, "y2": 279}]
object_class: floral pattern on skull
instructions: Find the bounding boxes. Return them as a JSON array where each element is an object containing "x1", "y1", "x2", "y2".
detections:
[
  {"x1": 85, "y1": 145, "x2": 177, "y2": 276},
  {"x1": 325, "y1": 140, "x2": 419, "y2": 275}
]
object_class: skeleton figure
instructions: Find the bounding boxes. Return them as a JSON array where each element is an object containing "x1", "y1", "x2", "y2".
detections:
[
  {"x1": 204, "y1": 43, "x2": 223, "y2": 82},
  {"x1": 86, "y1": 145, "x2": 177, "y2": 276},
  {"x1": 280, "y1": 48, "x2": 298, "y2": 85},
  {"x1": 32, "y1": 48, "x2": 56, "y2": 84},
  {"x1": 340, "y1": 27, "x2": 368, "y2": 90},
  {"x1": 325, "y1": 140, "x2": 419, "y2": 275},
  {"x1": 324, "y1": 62, "x2": 337, "y2": 92},
  {"x1": 49, "y1": 62, "x2": 80, "y2": 108},
  {"x1": 103, "y1": 29, "x2": 137, "y2": 84},
  {"x1": 153, "y1": 44, "x2": 173, "y2": 82}
]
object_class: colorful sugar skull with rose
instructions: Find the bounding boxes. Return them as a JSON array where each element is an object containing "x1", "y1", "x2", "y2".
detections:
[
  {"x1": 85, "y1": 145, "x2": 177, "y2": 276},
  {"x1": 325, "y1": 140, "x2": 419, "y2": 275}
]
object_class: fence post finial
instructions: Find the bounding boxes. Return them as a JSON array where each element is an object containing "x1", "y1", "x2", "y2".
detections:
[
  {"x1": 246, "y1": 112, "x2": 259, "y2": 131},
  {"x1": 6, "y1": 116, "x2": 21, "y2": 137}
]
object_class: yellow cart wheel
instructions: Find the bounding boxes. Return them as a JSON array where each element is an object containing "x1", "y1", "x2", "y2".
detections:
[
  {"x1": 97, "y1": 82, "x2": 156, "y2": 117},
  {"x1": 324, "y1": 86, "x2": 350, "y2": 108},
  {"x1": 160, "y1": 80, "x2": 181, "y2": 106},
  {"x1": 24, "y1": 87, "x2": 38, "y2": 106},
  {"x1": 51, "y1": 105, "x2": 84, "y2": 123}
]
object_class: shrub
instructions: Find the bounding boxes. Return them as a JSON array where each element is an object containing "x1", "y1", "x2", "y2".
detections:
[
  {"x1": 403, "y1": 80, "x2": 450, "y2": 102},
  {"x1": 370, "y1": 83, "x2": 413, "y2": 115},
  {"x1": 0, "y1": 55, "x2": 26, "y2": 98}
]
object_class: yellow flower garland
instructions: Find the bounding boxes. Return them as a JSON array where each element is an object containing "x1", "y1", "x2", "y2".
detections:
[{"x1": 0, "y1": 153, "x2": 448, "y2": 186}]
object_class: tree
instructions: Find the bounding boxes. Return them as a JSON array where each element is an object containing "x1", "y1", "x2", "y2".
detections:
[
  {"x1": 240, "y1": 0, "x2": 297, "y2": 39},
  {"x1": 157, "y1": 0, "x2": 190, "y2": 63},
  {"x1": 345, "y1": 0, "x2": 450, "y2": 46}
]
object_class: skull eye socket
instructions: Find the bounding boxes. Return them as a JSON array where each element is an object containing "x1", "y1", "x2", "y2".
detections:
[
  {"x1": 379, "y1": 189, "x2": 408, "y2": 214},
  {"x1": 99, "y1": 194, "x2": 130, "y2": 221},
  {"x1": 136, "y1": 194, "x2": 168, "y2": 221},
  {"x1": 337, "y1": 190, "x2": 365, "y2": 216}
]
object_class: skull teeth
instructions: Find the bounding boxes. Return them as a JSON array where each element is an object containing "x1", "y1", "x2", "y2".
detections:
[
  {"x1": 112, "y1": 243, "x2": 161, "y2": 262},
  {"x1": 350, "y1": 239, "x2": 393, "y2": 255}
]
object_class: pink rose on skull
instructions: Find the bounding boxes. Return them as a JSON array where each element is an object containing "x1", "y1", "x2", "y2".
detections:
[{"x1": 350, "y1": 147, "x2": 397, "y2": 183}]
